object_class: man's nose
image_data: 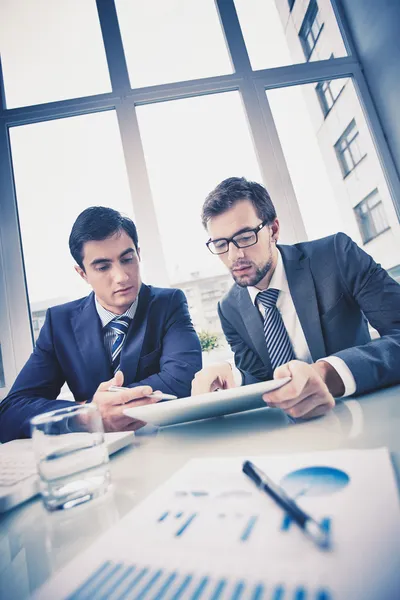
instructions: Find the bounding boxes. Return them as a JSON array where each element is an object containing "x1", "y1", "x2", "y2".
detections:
[
  {"x1": 227, "y1": 241, "x2": 245, "y2": 262},
  {"x1": 113, "y1": 265, "x2": 130, "y2": 283}
]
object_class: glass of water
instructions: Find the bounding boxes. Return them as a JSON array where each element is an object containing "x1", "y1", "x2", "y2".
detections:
[{"x1": 30, "y1": 404, "x2": 110, "y2": 511}]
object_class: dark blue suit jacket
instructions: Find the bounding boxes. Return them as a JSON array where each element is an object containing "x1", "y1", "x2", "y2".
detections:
[
  {"x1": 218, "y1": 233, "x2": 400, "y2": 394},
  {"x1": 0, "y1": 284, "x2": 202, "y2": 442}
]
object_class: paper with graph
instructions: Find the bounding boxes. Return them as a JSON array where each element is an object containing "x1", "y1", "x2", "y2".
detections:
[{"x1": 34, "y1": 447, "x2": 400, "y2": 600}]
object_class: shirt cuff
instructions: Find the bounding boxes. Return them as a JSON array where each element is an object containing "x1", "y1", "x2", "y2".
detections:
[
  {"x1": 318, "y1": 356, "x2": 356, "y2": 397},
  {"x1": 226, "y1": 360, "x2": 243, "y2": 387}
]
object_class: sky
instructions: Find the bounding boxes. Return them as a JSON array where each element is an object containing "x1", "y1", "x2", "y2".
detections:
[{"x1": 1, "y1": 0, "x2": 353, "y2": 306}]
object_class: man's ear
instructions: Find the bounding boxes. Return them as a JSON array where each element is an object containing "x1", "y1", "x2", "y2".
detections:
[
  {"x1": 74, "y1": 265, "x2": 88, "y2": 283},
  {"x1": 270, "y1": 218, "x2": 280, "y2": 243},
  {"x1": 137, "y1": 246, "x2": 141, "y2": 261}
]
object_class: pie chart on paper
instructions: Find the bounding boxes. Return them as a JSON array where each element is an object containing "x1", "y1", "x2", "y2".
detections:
[{"x1": 280, "y1": 466, "x2": 350, "y2": 497}]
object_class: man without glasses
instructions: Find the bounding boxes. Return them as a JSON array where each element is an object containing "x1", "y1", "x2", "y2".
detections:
[
  {"x1": 0, "y1": 207, "x2": 202, "y2": 442},
  {"x1": 192, "y1": 177, "x2": 400, "y2": 419}
]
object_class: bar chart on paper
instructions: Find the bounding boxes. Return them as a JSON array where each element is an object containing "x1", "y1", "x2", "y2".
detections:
[
  {"x1": 157, "y1": 509, "x2": 260, "y2": 542},
  {"x1": 67, "y1": 559, "x2": 333, "y2": 600}
]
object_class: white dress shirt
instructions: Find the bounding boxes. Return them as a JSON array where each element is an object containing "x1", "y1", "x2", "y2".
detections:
[
  {"x1": 232, "y1": 250, "x2": 356, "y2": 397},
  {"x1": 95, "y1": 296, "x2": 139, "y2": 363}
]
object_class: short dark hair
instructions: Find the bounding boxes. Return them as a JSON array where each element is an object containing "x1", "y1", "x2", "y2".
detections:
[
  {"x1": 201, "y1": 177, "x2": 277, "y2": 228},
  {"x1": 69, "y1": 206, "x2": 139, "y2": 270}
]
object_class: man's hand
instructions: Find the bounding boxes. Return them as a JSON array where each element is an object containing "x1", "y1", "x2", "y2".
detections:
[
  {"x1": 92, "y1": 371, "x2": 161, "y2": 432},
  {"x1": 263, "y1": 360, "x2": 344, "y2": 419},
  {"x1": 191, "y1": 362, "x2": 237, "y2": 395}
]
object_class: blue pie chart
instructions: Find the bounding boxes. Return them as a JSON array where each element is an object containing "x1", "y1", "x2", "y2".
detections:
[{"x1": 280, "y1": 466, "x2": 350, "y2": 497}]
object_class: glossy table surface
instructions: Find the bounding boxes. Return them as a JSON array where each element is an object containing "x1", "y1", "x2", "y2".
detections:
[{"x1": 1, "y1": 385, "x2": 399, "y2": 599}]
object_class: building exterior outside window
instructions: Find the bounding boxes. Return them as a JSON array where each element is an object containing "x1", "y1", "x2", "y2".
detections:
[
  {"x1": 274, "y1": 0, "x2": 399, "y2": 272},
  {"x1": 315, "y1": 78, "x2": 344, "y2": 117},
  {"x1": 299, "y1": 0, "x2": 324, "y2": 60},
  {"x1": 0, "y1": 345, "x2": 4, "y2": 388},
  {"x1": 354, "y1": 190, "x2": 390, "y2": 244},
  {"x1": 334, "y1": 119, "x2": 366, "y2": 177},
  {"x1": 173, "y1": 272, "x2": 232, "y2": 336}
]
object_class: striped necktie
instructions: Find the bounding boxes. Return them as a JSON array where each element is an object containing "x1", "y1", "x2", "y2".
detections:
[
  {"x1": 257, "y1": 288, "x2": 296, "y2": 372},
  {"x1": 108, "y1": 316, "x2": 131, "y2": 374}
]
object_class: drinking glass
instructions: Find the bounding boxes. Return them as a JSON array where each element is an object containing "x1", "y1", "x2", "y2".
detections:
[{"x1": 30, "y1": 404, "x2": 110, "y2": 510}]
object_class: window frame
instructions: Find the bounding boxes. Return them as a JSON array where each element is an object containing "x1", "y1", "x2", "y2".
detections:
[
  {"x1": 315, "y1": 77, "x2": 345, "y2": 117},
  {"x1": 299, "y1": 0, "x2": 324, "y2": 60},
  {"x1": 334, "y1": 119, "x2": 367, "y2": 177},
  {"x1": 354, "y1": 189, "x2": 390, "y2": 244}
]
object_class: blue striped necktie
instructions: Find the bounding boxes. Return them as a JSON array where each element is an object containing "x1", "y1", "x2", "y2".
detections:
[
  {"x1": 257, "y1": 288, "x2": 296, "y2": 372},
  {"x1": 108, "y1": 316, "x2": 131, "y2": 374}
]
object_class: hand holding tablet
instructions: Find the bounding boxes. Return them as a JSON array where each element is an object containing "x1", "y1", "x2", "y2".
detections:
[{"x1": 123, "y1": 377, "x2": 291, "y2": 427}]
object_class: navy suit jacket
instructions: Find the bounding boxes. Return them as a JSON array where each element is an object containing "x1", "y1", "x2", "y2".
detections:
[
  {"x1": 218, "y1": 233, "x2": 400, "y2": 394},
  {"x1": 0, "y1": 284, "x2": 202, "y2": 442}
]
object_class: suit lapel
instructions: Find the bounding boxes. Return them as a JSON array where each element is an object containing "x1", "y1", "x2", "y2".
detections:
[
  {"x1": 237, "y1": 286, "x2": 271, "y2": 370},
  {"x1": 72, "y1": 293, "x2": 112, "y2": 386},
  {"x1": 279, "y1": 245, "x2": 326, "y2": 361},
  {"x1": 119, "y1": 284, "x2": 152, "y2": 381}
]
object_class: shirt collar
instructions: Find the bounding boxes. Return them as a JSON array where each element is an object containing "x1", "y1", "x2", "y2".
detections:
[
  {"x1": 247, "y1": 249, "x2": 289, "y2": 306},
  {"x1": 95, "y1": 296, "x2": 138, "y2": 328}
]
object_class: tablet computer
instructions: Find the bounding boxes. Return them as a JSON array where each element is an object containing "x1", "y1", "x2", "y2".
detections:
[{"x1": 123, "y1": 377, "x2": 291, "y2": 427}]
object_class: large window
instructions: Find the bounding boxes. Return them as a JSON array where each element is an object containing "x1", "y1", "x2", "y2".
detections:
[
  {"x1": 299, "y1": 0, "x2": 324, "y2": 60},
  {"x1": 136, "y1": 92, "x2": 262, "y2": 336},
  {"x1": 334, "y1": 119, "x2": 366, "y2": 177},
  {"x1": 355, "y1": 190, "x2": 390, "y2": 244},
  {"x1": 0, "y1": 0, "x2": 399, "y2": 394},
  {"x1": 0, "y1": 0, "x2": 111, "y2": 108},
  {"x1": 115, "y1": 0, "x2": 232, "y2": 88},
  {"x1": 234, "y1": 0, "x2": 346, "y2": 70},
  {"x1": 9, "y1": 111, "x2": 134, "y2": 336},
  {"x1": 265, "y1": 79, "x2": 399, "y2": 266}
]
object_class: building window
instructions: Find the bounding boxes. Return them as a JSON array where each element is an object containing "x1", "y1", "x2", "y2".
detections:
[
  {"x1": 354, "y1": 190, "x2": 390, "y2": 244},
  {"x1": 388, "y1": 265, "x2": 400, "y2": 283},
  {"x1": 334, "y1": 119, "x2": 366, "y2": 177},
  {"x1": 288, "y1": 0, "x2": 296, "y2": 11},
  {"x1": 316, "y1": 78, "x2": 345, "y2": 117},
  {"x1": 299, "y1": 0, "x2": 324, "y2": 60}
]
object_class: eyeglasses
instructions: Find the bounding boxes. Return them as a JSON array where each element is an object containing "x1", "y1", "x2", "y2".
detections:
[{"x1": 206, "y1": 220, "x2": 269, "y2": 255}]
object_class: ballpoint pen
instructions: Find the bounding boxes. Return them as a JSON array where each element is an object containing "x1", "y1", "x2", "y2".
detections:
[
  {"x1": 242, "y1": 460, "x2": 331, "y2": 550},
  {"x1": 108, "y1": 385, "x2": 177, "y2": 401}
]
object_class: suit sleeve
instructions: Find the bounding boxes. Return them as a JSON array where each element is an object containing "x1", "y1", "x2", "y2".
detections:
[
  {"x1": 0, "y1": 310, "x2": 73, "y2": 442},
  {"x1": 129, "y1": 289, "x2": 202, "y2": 398},
  {"x1": 218, "y1": 303, "x2": 269, "y2": 386},
  {"x1": 331, "y1": 232, "x2": 400, "y2": 395}
]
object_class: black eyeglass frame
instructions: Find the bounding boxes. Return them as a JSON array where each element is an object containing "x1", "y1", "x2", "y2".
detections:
[{"x1": 206, "y1": 220, "x2": 270, "y2": 255}]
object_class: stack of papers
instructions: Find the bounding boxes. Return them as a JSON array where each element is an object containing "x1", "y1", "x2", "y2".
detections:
[{"x1": 34, "y1": 448, "x2": 400, "y2": 600}]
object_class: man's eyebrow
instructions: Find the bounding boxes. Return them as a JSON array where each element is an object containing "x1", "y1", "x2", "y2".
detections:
[
  {"x1": 90, "y1": 248, "x2": 135, "y2": 267},
  {"x1": 90, "y1": 248, "x2": 134, "y2": 267},
  {"x1": 90, "y1": 257, "x2": 111, "y2": 267},
  {"x1": 119, "y1": 247, "x2": 135, "y2": 259},
  {"x1": 212, "y1": 226, "x2": 255, "y2": 241}
]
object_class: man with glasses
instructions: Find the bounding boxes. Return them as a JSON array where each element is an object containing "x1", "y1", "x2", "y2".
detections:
[{"x1": 192, "y1": 177, "x2": 400, "y2": 419}]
